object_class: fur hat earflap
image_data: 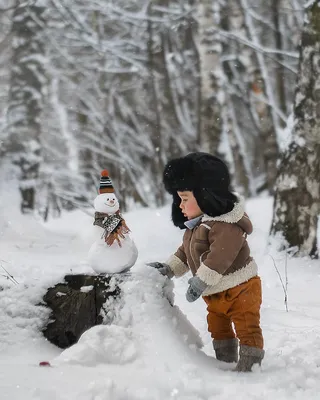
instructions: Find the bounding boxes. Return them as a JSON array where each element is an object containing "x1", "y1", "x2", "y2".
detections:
[
  {"x1": 193, "y1": 187, "x2": 236, "y2": 219},
  {"x1": 171, "y1": 191, "x2": 188, "y2": 228}
]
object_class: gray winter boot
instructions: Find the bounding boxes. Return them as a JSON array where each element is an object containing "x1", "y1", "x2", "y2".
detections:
[
  {"x1": 213, "y1": 338, "x2": 239, "y2": 363},
  {"x1": 234, "y1": 345, "x2": 265, "y2": 372}
]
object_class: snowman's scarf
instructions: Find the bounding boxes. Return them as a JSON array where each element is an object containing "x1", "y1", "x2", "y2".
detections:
[
  {"x1": 94, "y1": 212, "x2": 122, "y2": 233},
  {"x1": 94, "y1": 211, "x2": 131, "y2": 247}
]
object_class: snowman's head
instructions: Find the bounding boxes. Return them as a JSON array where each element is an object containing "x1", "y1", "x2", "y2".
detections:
[{"x1": 94, "y1": 193, "x2": 120, "y2": 214}]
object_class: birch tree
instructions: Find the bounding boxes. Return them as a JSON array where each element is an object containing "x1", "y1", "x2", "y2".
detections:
[
  {"x1": 197, "y1": 0, "x2": 225, "y2": 154},
  {"x1": 270, "y1": 0, "x2": 320, "y2": 257},
  {"x1": 7, "y1": 1, "x2": 47, "y2": 213}
]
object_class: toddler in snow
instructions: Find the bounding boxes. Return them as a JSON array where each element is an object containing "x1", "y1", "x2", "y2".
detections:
[{"x1": 148, "y1": 152, "x2": 264, "y2": 372}]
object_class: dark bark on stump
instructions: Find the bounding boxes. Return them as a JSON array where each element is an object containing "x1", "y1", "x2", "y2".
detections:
[{"x1": 42, "y1": 274, "x2": 123, "y2": 349}]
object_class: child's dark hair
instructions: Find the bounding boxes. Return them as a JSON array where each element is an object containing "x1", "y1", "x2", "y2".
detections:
[{"x1": 163, "y1": 152, "x2": 237, "y2": 228}]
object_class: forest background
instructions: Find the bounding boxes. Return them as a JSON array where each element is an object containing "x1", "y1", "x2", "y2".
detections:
[{"x1": 1, "y1": 0, "x2": 319, "y2": 257}]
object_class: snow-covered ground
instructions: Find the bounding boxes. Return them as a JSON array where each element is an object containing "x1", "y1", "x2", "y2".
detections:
[{"x1": 1, "y1": 187, "x2": 320, "y2": 400}]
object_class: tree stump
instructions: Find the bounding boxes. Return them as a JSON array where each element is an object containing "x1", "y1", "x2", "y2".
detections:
[{"x1": 42, "y1": 273, "x2": 124, "y2": 349}]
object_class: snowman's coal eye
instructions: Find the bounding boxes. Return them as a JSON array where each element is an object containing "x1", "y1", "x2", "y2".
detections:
[{"x1": 107, "y1": 198, "x2": 109, "y2": 201}]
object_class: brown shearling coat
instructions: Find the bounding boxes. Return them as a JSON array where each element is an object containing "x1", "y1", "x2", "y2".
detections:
[{"x1": 167, "y1": 198, "x2": 258, "y2": 295}]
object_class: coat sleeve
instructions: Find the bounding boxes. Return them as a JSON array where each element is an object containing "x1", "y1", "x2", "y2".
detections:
[
  {"x1": 166, "y1": 243, "x2": 190, "y2": 278},
  {"x1": 196, "y1": 222, "x2": 245, "y2": 286}
]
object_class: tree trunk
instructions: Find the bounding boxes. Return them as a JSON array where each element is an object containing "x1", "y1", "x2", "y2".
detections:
[
  {"x1": 270, "y1": 1, "x2": 320, "y2": 257},
  {"x1": 272, "y1": 0, "x2": 287, "y2": 120},
  {"x1": 197, "y1": 0, "x2": 224, "y2": 154},
  {"x1": 238, "y1": 0, "x2": 279, "y2": 194},
  {"x1": 226, "y1": 100, "x2": 250, "y2": 197},
  {"x1": 7, "y1": 3, "x2": 46, "y2": 213},
  {"x1": 147, "y1": 3, "x2": 165, "y2": 207}
]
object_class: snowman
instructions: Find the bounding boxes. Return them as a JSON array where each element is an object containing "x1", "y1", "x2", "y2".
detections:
[{"x1": 87, "y1": 170, "x2": 138, "y2": 274}]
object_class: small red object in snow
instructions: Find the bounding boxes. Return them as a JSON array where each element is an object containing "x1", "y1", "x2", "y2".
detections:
[{"x1": 39, "y1": 361, "x2": 51, "y2": 367}]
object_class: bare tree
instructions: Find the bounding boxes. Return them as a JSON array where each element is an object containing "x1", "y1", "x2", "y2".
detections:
[{"x1": 270, "y1": 0, "x2": 320, "y2": 257}]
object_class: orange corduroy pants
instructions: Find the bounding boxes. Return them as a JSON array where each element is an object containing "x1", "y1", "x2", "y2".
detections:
[{"x1": 203, "y1": 277, "x2": 264, "y2": 349}]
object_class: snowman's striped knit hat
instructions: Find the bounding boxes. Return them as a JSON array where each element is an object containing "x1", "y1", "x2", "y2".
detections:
[{"x1": 99, "y1": 170, "x2": 114, "y2": 194}]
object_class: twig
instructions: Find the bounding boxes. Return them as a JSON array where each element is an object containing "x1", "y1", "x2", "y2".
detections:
[
  {"x1": 215, "y1": 29, "x2": 298, "y2": 74},
  {"x1": 0, "y1": 265, "x2": 19, "y2": 285},
  {"x1": 269, "y1": 254, "x2": 288, "y2": 312},
  {"x1": 0, "y1": 273, "x2": 17, "y2": 285},
  {"x1": 285, "y1": 251, "x2": 288, "y2": 297}
]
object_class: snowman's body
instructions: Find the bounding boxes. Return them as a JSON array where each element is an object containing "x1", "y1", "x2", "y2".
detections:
[{"x1": 87, "y1": 193, "x2": 138, "y2": 274}]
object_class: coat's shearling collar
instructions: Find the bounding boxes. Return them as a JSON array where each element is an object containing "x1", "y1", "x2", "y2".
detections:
[{"x1": 201, "y1": 195, "x2": 245, "y2": 224}]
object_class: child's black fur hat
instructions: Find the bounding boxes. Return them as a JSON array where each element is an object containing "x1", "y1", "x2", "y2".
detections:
[{"x1": 163, "y1": 152, "x2": 237, "y2": 228}]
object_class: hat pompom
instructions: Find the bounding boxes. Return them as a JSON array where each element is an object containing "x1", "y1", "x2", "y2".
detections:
[{"x1": 101, "y1": 169, "x2": 109, "y2": 177}]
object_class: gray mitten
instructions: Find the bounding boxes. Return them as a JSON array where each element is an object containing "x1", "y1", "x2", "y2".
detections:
[
  {"x1": 147, "y1": 262, "x2": 174, "y2": 279},
  {"x1": 186, "y1": 276, "x2": 208, "y2": 302}
]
